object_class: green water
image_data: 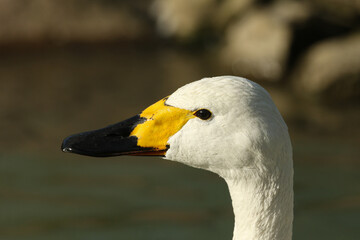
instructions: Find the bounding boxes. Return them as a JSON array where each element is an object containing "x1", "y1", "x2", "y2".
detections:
[
  {"x1": 1, "y1": 154, "x2": 232, "y2": 240},
  {"x1": 1, "y1": 149, "x2": 359, "y2": 240}
]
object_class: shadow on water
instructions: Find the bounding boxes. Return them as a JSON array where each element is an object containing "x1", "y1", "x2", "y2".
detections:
[{"x1": 0, "y1": 44, "x2": 359, "y2": 239}]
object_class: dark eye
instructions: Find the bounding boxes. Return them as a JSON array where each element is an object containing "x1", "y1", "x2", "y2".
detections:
[{"x1": 194, "y1": 109, "x2": 212, "y2": 120}]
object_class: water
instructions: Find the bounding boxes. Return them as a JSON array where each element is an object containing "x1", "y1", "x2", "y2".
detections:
[
  {"x1": 1, "y1": 152, "x2": 359, "y2": 240},
  {"x1": 0, "y1": 44, "x2": 359, "y2": 239}
]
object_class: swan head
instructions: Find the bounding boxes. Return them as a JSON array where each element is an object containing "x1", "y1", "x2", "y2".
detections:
[{"x1": 62, "y1": 76, "x2": 291, "y2": 179}]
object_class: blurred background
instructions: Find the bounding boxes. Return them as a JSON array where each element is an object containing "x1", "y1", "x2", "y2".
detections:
[{"x1": 0, "y1": 0, "x2": 359, "y2": 239}]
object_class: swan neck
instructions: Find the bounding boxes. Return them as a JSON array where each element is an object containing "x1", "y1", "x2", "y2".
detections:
[{"x1": 225, "y1": 171, "x2": 293, "y2": 240}]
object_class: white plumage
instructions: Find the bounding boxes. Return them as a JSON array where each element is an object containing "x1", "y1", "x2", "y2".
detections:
[{"x1": 165, "y1": 76, "x2": 293, "y2": 240}]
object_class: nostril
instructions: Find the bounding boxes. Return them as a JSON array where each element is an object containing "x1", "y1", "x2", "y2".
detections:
[{"x1": 62, "y1": 147, "x2": 72, "y2": 153}]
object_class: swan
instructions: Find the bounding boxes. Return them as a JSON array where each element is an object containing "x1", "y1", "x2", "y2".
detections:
[{"x1": 61, "y1": 76, "x2": 293, "y2": 240}]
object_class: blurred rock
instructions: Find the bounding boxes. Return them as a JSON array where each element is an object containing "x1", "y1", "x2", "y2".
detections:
[
  {"x1": 293, "y1": 33, "x2": 360, "y2": 102},
  {"x1": 151, "y1": 0, "x2": 216, "y2": 39},
  {"x1": 0, "y1": 0, "x2": 148, "y2": 44},
  {"x1": 151, "y1": 0, "x2": 255, "y2": 39},
  {"x1": 221, "y1": 1, "x2": 310, "y2": 82},
  {"x1": 270, "y1": 0, "x2": 311, "y2": 24},
  {"x1": 221, "y1": 9, "x2": 290, "y2": 82},
  {"x1": 213, "y1": 0, "x2": 254, "y2": 28}
]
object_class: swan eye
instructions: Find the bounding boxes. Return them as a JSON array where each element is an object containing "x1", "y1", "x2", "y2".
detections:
[{"x1": 194, "y1": 109, "x2": 212, "y2": 120}]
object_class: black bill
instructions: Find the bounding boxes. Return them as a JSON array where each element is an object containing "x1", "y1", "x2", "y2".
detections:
[{"x1": 61, "y1": 115, "x2": 166, "y2": 157}]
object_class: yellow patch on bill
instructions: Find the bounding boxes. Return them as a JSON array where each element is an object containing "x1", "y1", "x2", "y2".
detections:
[{"x1": 130, "y1": 97, "x2": 194, "y2": 150}]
